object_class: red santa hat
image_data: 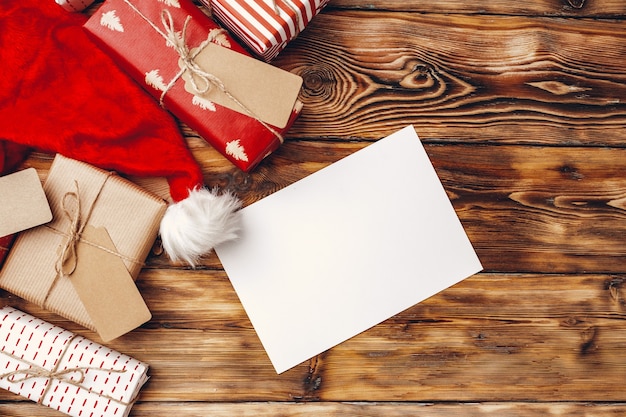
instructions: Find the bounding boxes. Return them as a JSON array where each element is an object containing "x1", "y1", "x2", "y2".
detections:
[
  {"x1": 0, "y1": 142, "x2": 30, "y2": 177},
  {"x1": 0, "y1": 0, "x2": 240, "y2": 266}
]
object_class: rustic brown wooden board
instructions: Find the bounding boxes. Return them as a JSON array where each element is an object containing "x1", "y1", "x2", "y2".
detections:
[
  {"x1": 2, "y1": 2, "x2": 626, "y2": 416},
  {"x1": 329, "y1": 0, "x2": 626, "y2": 17},
  {"x1": 3, "y1": 401, "x2": 626, "y2": 417},
  {"x1": 1, "y1": 271, "x2": 625, "y2": 402},
  {"x1": 140, "y1": 141, "x2": 626, "y2": 274},
  {"x1": 275, "y1": 11, "x2": 626, "y2": 145}
]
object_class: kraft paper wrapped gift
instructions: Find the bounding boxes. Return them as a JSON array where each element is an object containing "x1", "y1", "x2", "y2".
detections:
[
  {"x1": 84, "y1": 0, "x2": 304, "y2": 172},
  {"x1": 0, "y1": 168, "x2": 53, "y2": 267},
  {"x1": 0, "y1": 306, "x2": 149, "y2": 417},
  {"x1": 0, "y1": 155, "x2": 167, "y2": 342},
  {"x1": 203, "y1": 0, "x2": 330, "y2": 61}
]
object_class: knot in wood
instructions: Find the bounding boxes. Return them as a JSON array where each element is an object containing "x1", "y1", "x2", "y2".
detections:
[
  {"x1": 400, "y1": 61, "x2": 436, "y2": 90},
  {"x1": 566, "y1": 0, "x2": 585, "y2": 9},
  {"x1": 300, "y1": 65, "x2": 336, "y2": 99},
  {"x1": 211, "y1": 170, "x2": 252, "y2": 193}
]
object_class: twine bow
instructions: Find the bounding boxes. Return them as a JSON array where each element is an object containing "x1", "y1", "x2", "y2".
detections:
[
  {"x1": 159, "y1": 10, "x2": 227, "y2": 103},
  {"x1": 55, "y1": 182, "x2": 84, "y2": 278},
  {"x1": 0, "y1": 335, "x2": 129, "y2": 406},
  {"x1": 1, "y1": 365, "x2": 124, "y2": 386},
  {"x1": 43, "y1": 173, "x2": 143, "y2": 309},
  {"x1": 121, "y1": 0, "x2": 284, "y2": 142}
]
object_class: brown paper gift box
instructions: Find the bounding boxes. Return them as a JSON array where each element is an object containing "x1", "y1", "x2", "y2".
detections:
[{"x1": 0, "y1": 154, "x2": 167, "y2": 339}]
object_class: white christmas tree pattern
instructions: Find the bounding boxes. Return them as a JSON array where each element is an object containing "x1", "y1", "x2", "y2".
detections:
[
  {"x1": 209, "y1": 28, "x2": 231, "y2": 48},
  {"x1": 165, "y1": 30, "x2": 184, "y2": 49},
  {"x1": 100, "y1": 10, "x2": 124, "y2": 32},
  {"x1": 192, "y1": 96, "x2": 217, "y2": 111},
  {"x1": 145, "y1": 70, "x2": 168, "y2": 91},
  {"x1": 225, "y1": 139, "x2": 249, "y2": 162},
  {"x1": 158, "y1": 0, "x2": 181, "y2": 7}
]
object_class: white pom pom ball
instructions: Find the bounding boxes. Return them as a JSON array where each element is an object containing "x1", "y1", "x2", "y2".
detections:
[{"x1": 159, "y1": 188, "x2": 241, "y2": 267}]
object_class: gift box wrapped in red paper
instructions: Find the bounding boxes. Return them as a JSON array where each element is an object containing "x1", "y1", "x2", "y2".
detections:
[
  {"x1": 84, "y1": 0, "x2": 303, "y2": 172},
  {"x1": 202, "y1": 0, "x2": 330, "y2": 62}
]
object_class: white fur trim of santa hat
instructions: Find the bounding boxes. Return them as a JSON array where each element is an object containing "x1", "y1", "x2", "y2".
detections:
[{"x1": 159, "y1": 187, "x2": 241, "y2": 267}]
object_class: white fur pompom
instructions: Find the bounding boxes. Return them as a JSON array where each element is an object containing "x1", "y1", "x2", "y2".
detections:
[{"x1": 159, "y1": 188, "x2": 241, "y2": 267}]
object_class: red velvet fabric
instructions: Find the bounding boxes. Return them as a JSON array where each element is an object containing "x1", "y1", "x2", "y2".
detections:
[
  {"x1": 0, "y1": 141, "x2": 29, "y2": 176},
  {"x1": 0, "y1": 0, "x2": 204, "y2": 202}
]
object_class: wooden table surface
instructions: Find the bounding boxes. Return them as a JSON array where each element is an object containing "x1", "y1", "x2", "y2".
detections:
[{"x1": 3, "y1": 0, "x2": 626, "y2": 415}]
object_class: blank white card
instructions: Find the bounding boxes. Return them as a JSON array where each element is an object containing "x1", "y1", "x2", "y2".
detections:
[{"x1": 215, "y1": 125, "x2": 483, "y2": 373}]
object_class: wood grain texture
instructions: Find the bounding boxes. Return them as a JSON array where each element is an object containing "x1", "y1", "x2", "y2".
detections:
[
  {"x1": 275, "y1": 12, "x2": 626, "y2": 145},
  {"x1": 2, "y1": 1, "x2": 626, "y2": 416},
  {"x1": 328, "y1": 0, "x2": 626, "y2": 17},
  {"x1": 1, "y1": 271, "x2": 625, "y2": 402},
  {"x1": 3, "y1": 402, "x2": 626, "y2": 417},
  {"x1": 139, "y1": 141, "x2": 626, "y2": 274}
]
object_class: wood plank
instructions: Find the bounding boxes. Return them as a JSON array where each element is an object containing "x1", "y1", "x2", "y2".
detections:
[
  {"x1": 274, "y1": 12, "x2": 626, "y2": 145},
  {"x1": 135, "y1": 141, "x2": 626, "y2": 274},
  {"x1": 328, "y1": 0, "x2": 626, "y2": 17},
  {"x1": 20, "y1": 139, "x2": 626, "y2": 275},
  {"x1": 426, "y1": 144, "x2": 626, "y2": 273},
  {"x1": 3, "y1": 2, "x2": 626, "y2": 415},
  {"x1": 2, "y1": 271, "x2": 625, "y2": 402},
  {"x1": 3, "y1": 401, "x2": 626, "y2": 417}
]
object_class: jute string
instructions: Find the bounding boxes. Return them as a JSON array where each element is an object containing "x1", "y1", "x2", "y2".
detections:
[
  {"x1": 42, "y1": 176, "x2": 144, "y2": 308},
  {"x1": 121, "y1": 0, "x2": 284, "y2": 142},
  {"x1": 0, "y1": 334, "x2": 133, "y2": 407}
]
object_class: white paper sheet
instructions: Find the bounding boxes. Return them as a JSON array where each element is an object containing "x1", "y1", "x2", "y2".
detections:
[{"x1": 215, "y1": 125, "x2": 483, "y2": 373}]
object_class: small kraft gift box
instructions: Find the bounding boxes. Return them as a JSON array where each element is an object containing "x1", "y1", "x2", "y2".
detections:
[
  {"x1": 84, "y1": 0, "x2": 304, "y2": 172},
  {"x1": 203, "y1": 0, "x2": 330, "y2": 62},
  {"x1": 0, "y1": 306, "x2": 149, "y2": 417},
  {"x1": 0, "y1": 155, "x2": 167, "y2": 342}
]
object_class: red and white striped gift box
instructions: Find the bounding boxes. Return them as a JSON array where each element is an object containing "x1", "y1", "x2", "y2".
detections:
[
  {"x1": 55, "y1": 0, "x2": 96, "y2": 12},
  {"x1": 204, "y1": 0, "x2": 330, "y2": 61},
  {"x1": 0, "y1": 306, "x2": 149, "y2": 417}
]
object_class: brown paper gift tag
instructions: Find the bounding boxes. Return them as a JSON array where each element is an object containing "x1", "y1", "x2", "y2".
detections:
[
  {"x1": 183, "y1": 43, "x2": 303, "y2": 129},
  {"x1": 0, "y1": 168, "x2": 52, "y2": 237},
  {"x1": 71, "y1": 225, "x2": 151, "y2": 342}
]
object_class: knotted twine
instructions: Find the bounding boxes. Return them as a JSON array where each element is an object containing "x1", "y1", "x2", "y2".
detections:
[
  {"x1": 121, "y1": 0, "x2": 284, "y2": 142},
  {"x1": 0, "y1": 334, "x2": 133, "y2": 407},
  {"x1": 42, "y1": 176, "x2": 144, "y2": 309}
]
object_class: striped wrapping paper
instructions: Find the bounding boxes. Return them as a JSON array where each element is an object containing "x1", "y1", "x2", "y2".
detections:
[
  {"x1": 0, "y1": 306, "x2": 149, "y2": 417},
  {"x1": 55, "y1": 0, "x2": 96, "y2": 12},
  {"x1": 204, "y1": 0, "x2": 330, "y2": 61}
]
